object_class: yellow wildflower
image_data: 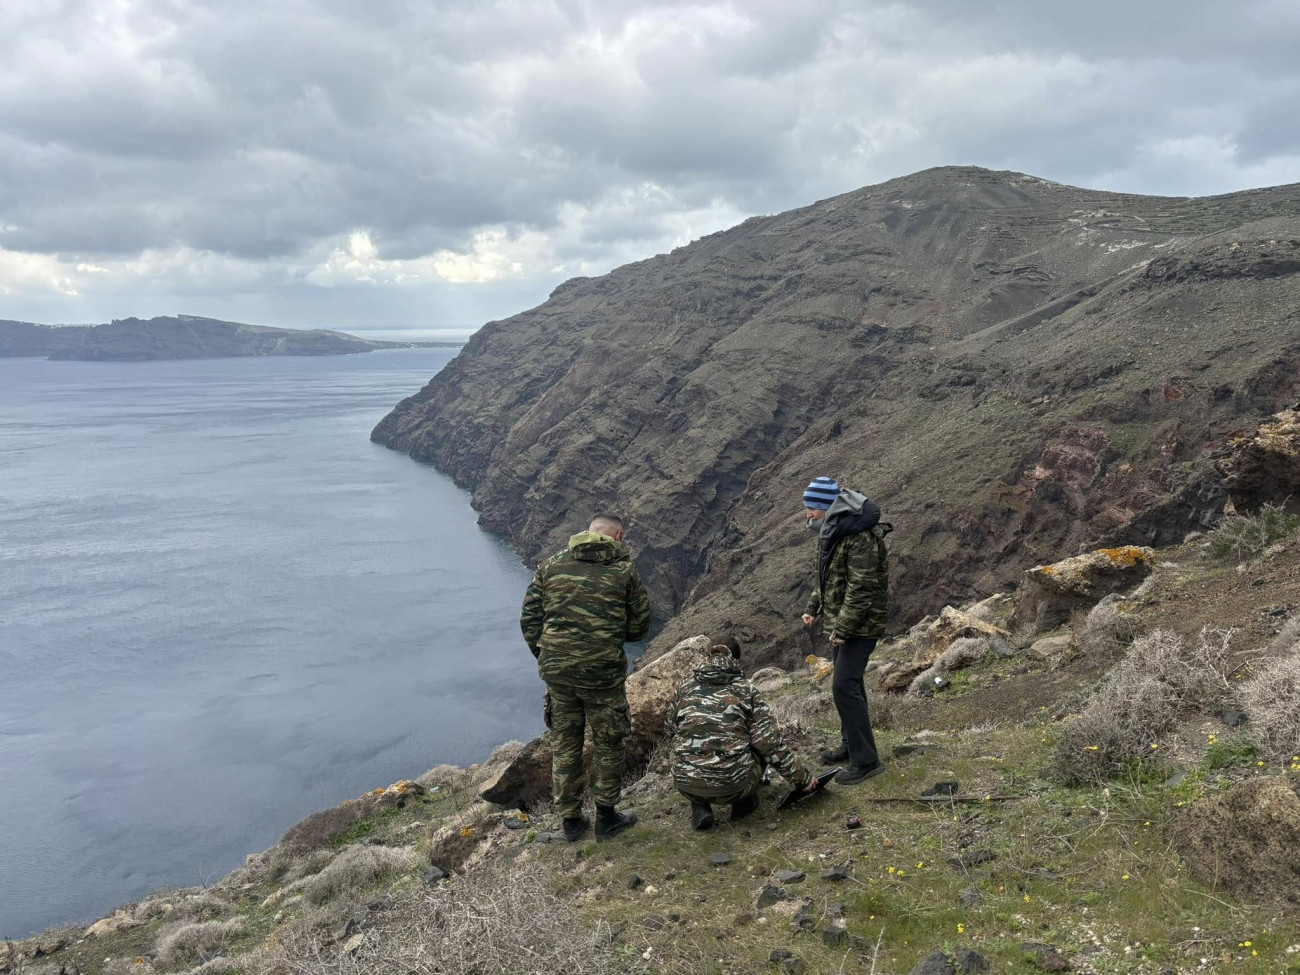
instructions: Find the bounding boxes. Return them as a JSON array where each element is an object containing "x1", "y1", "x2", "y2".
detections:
[{"x1": 957, "y1": 923, "x2": 965, "y2": 934}]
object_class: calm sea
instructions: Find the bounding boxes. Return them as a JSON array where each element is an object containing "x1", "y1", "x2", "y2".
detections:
[{"x1": 0, "y1": 350, "x2": 542, "y2": 938}]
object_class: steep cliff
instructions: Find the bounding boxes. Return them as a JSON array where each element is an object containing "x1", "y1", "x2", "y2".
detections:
[{"x1": 373, "y1": 166, "x2": 1300, "y2": 664}]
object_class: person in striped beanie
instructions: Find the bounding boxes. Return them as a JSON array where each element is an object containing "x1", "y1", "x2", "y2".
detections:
[{"x1": 800, "y1": 475, "x2": 891, "y2": 785}]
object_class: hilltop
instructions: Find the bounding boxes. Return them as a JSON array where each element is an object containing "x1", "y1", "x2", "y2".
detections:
[
  {"x1": 372, "y1": 165, "x2": 1300, "y2": 667},
  {"x1": 0, "y1": 316, "x2": 457, "y2": 361}
]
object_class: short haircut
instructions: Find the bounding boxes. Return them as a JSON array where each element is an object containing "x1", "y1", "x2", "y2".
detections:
[
  {"x1": 589, "y1": 513, "x2": 624, "y2": 534},
  {"x1": 710, "y1": 635, "x2": 742, "y2": 659}
]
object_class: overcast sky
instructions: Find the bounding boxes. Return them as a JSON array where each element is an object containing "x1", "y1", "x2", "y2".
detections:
[{"x1": 2, "y1": 0, "x2": 1297, "y2": 337}]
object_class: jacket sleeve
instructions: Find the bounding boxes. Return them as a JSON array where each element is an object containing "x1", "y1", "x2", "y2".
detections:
[
  {"x1": 748, "y1": 689, "x2": 813, "y2": 788},
  {"x1": 805, "y1": 587, "x2": 823, "y2": 618},
  {"x1": 830, "y1": 534, "x2": 882, "y2": 639},
  {"x1": 520, "y1": 565, "x2": 546, "y2": 657},
  {"x1": 624, "y1": 565, "x2": 652, "y2": 642}
]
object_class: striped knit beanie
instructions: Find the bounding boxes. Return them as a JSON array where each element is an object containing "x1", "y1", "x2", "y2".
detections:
[{"x1": 802, "y1": 476, "x2": 839, "y2": 510}]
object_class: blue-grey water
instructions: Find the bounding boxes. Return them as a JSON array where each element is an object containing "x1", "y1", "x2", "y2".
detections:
[{"x1": 0, "y1": 350, "x2": 543, "y2": 939}]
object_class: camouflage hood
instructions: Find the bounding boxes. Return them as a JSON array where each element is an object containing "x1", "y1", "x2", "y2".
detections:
[
  {"x1": 568, "y1": 531, "x2": 629, "y2": 564},
  {"x1": 692, "y1": 649, "x2": 743, "y2": 686}
]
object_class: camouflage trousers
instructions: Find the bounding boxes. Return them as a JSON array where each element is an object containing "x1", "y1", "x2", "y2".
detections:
[
  {"x1": 676, "y1": 758, "x2": 763, "y2": 806},
  {"x1": 545, "y1": 681, "x2": 630, "y2": 819}
]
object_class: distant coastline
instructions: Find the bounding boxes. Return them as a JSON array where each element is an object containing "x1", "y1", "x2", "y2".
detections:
[{"x1": 0, "y1": 314, "x2": 462, "y2": 361}]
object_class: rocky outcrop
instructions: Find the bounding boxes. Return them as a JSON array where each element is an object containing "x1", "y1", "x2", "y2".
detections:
[
  {"x1": 374, "y1": 166, "x2": 1300, "y2": 668},
  {"x1": 876, "y1": 607, "x2": 1009, "y2": 693},
  {"x1": 1174, "y1": 777, "x2": 1300, "y2": 904},
  {"x1": 479, "y1": 636, "x2": 708, "y2": 809},
  {"x1": 1011, "y1": 546, "x2": 1156, "y2": 634},
  {"x1": 1217, "y1": 409, "x2": 1300, "y2": 513}
]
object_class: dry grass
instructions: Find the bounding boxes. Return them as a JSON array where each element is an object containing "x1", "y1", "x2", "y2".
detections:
[
  {"x1": 278, "y1": 804, "x2": 368, "y2": 856},
  {"x1": 770, "y1": 688, "x2": 834, "y2": 729},
  {"x1": 251, "y1": 863, "x2": 625, "y2": 975},
  {"x1": 1209, "y1": 502, "x2": 1300, "y2": 562},
  {"x1": 1238, "y1": 651, "x2": 1300, "y2": 761},
  {"x1": 154, "y1": 918, "x2": 246, "y2": 966},
  {"x1": 1053, "y1": 628, "x2": 1237, "y2": 784},
  {"x1": 907, "y1": 637, "x2": 988, "y2": 694},
  {"x1": 1076, "y1": 594, "x2": 1139, "y2": 657},
  {"x1": 294, "y1": 845, "x2": 416, "y2": 905},
  {"x1": 415, "y1": 764, "x2": 469, "y2": 792}
]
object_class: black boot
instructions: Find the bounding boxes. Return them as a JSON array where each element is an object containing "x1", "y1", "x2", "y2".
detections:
[
  {"x1": 730, "y1": 793, "x2": 760, "y2": 820},
  {"x1": 562, "y1": 815, "x2": 590, "y2": 842},
  {"x1": 690, "y1": 801, "x2": 714, "y2": 831},
  {"x1": 820, "y1": 742, "x2": 849, "y2": 765},
  {"x1": 595, "y1": 804, "x2": 637, "y2": 841}
]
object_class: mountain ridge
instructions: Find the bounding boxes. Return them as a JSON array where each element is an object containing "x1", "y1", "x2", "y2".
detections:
[{"x1": 372, "y1": 165, "x2": 1300, "y2": 666}]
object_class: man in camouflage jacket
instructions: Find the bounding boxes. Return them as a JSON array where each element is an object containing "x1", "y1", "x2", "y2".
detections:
[
  {"x1": 520, "y1": 514, "x2": 651, "y2": 841},
  {"x1": 670, "y1": 637, "x2": 815, "y2": 829},
  {"x1": 800, "y1": 477, "x2": 891, "y2": 785}
]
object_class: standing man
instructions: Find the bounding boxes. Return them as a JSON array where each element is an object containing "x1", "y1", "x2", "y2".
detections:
[
  {"x1": 800, "y1": 476, "x2": 892, "y2": 785},
  {"x1": 520, "y1": 514, "x2": 650, "y2": 842}
]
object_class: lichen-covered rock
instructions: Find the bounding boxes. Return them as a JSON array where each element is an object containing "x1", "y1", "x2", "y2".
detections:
[
  {"x1": 1012, "y1": 546, "x2": 1156, "y2": 633},
  {"x1": 877, "y1": 607, "x2": 1007, "y2": 693},
  {"x1": 1173, "y1": 777, "x2": 1300, "y2": 903},
  {"x1": 84, "y1": 910, "x2": 141, "y2": 937},
  {"x1": 480, "y1": 636, "x2": 708, "y2": 809},
  {"x1": 805, "y1": 654, "x2": 833, "y2": 681},
  {"x1": 1218, "y1": 409, "x2": 1300, "y2": 514}
]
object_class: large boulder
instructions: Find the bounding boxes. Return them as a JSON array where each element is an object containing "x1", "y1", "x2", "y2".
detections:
[
  {"x1": 480, "y1": 636, "x2": 708, "y2": 809},
  {"x1": 1011, "y1": 546, "x2": 1155, "y2": 633},
  {"x1": 1217, "y1": 409, "x2": 1300, "y2": 514},
  {"x1": 1173, "y1": 776, "x2": 1300, "y2": 903}
]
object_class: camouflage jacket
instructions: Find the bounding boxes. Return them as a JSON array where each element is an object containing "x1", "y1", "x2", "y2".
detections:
[
  {"x1": 805, "y1": 490, "x2": 890, "y2": 640},
  {"x1": 670, "y1": 649, "x2": 812, "y2": 795},
  {"x1": 520, "y1": 531, "x2": 652, "y2": 689}
]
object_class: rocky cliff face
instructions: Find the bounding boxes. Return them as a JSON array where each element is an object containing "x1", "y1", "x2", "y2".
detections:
[{"x1": 373, "y1": 166, "x2": 1300, "y2": 665}]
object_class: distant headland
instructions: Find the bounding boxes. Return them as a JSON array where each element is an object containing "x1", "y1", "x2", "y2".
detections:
[{"x1": 0, "y1": 314, "x2": 461, "y2": 361}]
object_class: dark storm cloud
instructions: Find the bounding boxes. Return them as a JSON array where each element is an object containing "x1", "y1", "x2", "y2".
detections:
[{"x1": 0, "y1": 0, "x2": 1296, "y2": 327}]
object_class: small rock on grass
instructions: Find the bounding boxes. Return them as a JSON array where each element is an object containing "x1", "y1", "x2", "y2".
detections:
[
  {"x1": 781, "y1": 958, "x2": 806, "y2": 975},
  {"x1": 755, "y1": 884, "x2": 789, "y2": 910},
  {"x1": 422, "y1": 865, "x2": 448, "y2": 885},
  {"x1": 628, "y1": 874, "x2": 643, "y2": 890},
  {"x1": 947, "y1": 850, "x2": 995, "y2": 871},
  {"x1": 954, "y1": 946, "x2": 990, "y2": 973},
  {"x1": 821, "y1": 863, "x2": 850, "y2": 881},
  {"x1": 769, "y1": 949, "x2": 793, "y2": 963},
  {"x1": 709, "y1": 851, "x2": 733, "y2": 866},
  {"x1": 958, "y1": 887, "x2": 982, "y2": 908},
  {"x1": 822, "y1": 923, "x2": 848, "y2": 947},
  {"x1": 908, "y1": 949, "x2": 956, "y2": 975},
  {"x1": 1021, "y1": 943, "x2": 1071, "y2": 972},
  {"x1": 640, "y1": 915, "x2": 666, "y2": 930},
  {"x1": 774, "y1": 869, "x2": 806, "y2": 883},
  {"x1": 920, "y1": 781, "x2": 959, "y2": 798}
]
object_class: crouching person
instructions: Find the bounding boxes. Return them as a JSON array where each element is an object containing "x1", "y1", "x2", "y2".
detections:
[{"x1": 670, "y1": 636, "x2": 816, "y2": 830}]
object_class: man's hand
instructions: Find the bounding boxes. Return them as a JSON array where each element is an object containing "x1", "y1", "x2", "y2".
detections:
[
  {"x1": 829, "y1": 636, "x2": 845, "y2": 647},
  {"x1": 803, "y1": 778, "x2": 819, "y2": 793},
  {"x1": 801, "y1": 614, "x2": 817, "y2": 627}
]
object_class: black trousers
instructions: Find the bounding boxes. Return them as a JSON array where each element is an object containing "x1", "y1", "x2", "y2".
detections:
[{"x1": 832, "y1": 637, "x2": 879, "y2": 770}]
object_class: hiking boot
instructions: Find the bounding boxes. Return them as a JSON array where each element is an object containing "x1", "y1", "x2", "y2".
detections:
[
  {"x1": 690, "y1": 801, "x2": 715, "y2": 831},
  {"x1": 562, "y1": 815, "x2": 590, "y2": 842},
  {"x1": 595, "y1": 805, "x2": 638, "y2": 841},
  {"x1": 730, "y1": 793, "x2": 760, "y2": 820},
  {"x1": 819, "y1": 743, "x2": 849, "y2": 765},
  {"x1": 838, "y1": 763, "x2": 886, "y2": 786}
]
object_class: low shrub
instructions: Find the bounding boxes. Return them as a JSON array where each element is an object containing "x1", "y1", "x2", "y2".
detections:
[
  {"x1": 1238, "y1": 652, "x2": 1300, "y2": 762},
  {"x1": 1053, "y1": 628, "x2": 1236, "y2": 784},
  {"x1": 296, "y1": 845, "x2": 416, "y2": 905},
  {"x1": 1209, "y1": 502, "x2": 1300, "y2": 562},
  {"x1": 155, "y1": 918, "x2": 246, "y2": 966},
  {"x1": 1076, "y1": 595, "x2": 1139, "y2": 657},
  {"x1": 251, "y1": 863, "x2": 619, "y2": 975}
]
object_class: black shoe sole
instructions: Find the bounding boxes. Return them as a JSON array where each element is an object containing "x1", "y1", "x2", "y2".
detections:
[{"x1": 838, "y1": 764, "x2": 886, "y2": 786}]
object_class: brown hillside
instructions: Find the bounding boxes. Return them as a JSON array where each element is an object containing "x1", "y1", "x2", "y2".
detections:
[{"x1": 372, "y1": 166, "x2": 1300, "y2": 665}]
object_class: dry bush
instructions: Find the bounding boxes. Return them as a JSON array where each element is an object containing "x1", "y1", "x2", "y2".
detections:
[
  {"x1": 155, "y1": 918, "x2": 246, "y2": 966},
  {"x1": 1239, "y1": 653, "x2": 1300, "y2": 761},
  {"x1": 907, "y1": 637, "x2": 988, "y2": 694},
  {"x1": 1053, "y1": 628, "x2": 1237, "y2": 784},
  {"x1": 486, "y1": 740, "x2": 526, "y2": 766},
  {"x1": 1076, "y1": 595, "x2": 1140, "y2": 657},
  {"x1": 281, "y1": 848, "x2": 337, "y2": 885},
  {"x1": 251, "y1": 863, "x2": 623, "y2": 975},
  {"x1": 1210, "y1": 502, "x2": 1300, "y2": 562},
  {"x1": 415, "y1": 764, "x2": 468, "y2": 792},
  {"x1": 296, "y1": 845, "x2": 416, "y2": 905},
  {"x1": 278, "y1": 804, "x2": 368, "y2": 856},
  {"x1": 770, "y1": 688, "x2": 834, "y2": 730}
]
